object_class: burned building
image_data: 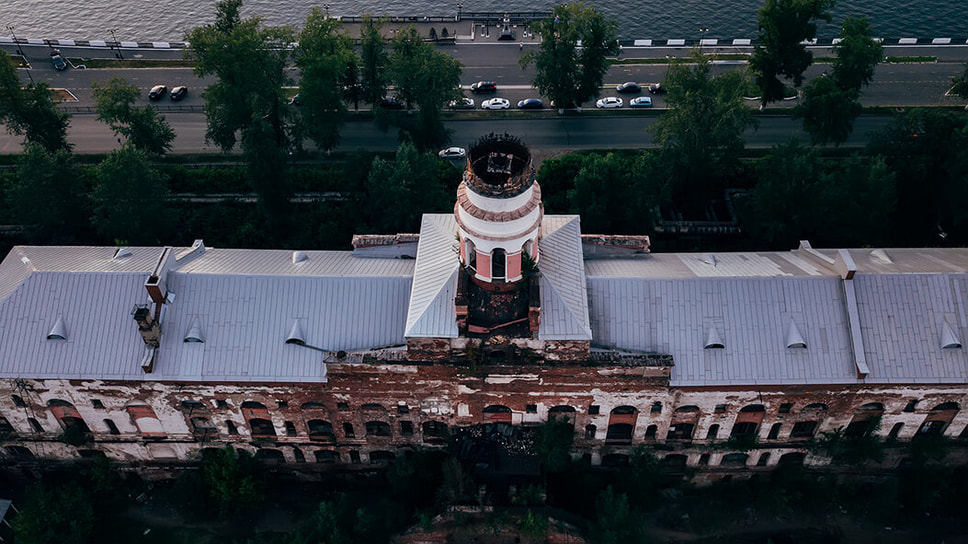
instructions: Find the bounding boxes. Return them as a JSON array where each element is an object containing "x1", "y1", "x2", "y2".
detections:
[{"x1": 0, "y1": 134, "x2": 966, "y2": 474}]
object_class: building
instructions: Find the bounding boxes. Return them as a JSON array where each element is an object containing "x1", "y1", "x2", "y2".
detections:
[{"x1": 0, "y1": 134, "x2": 966, "y2": 474}]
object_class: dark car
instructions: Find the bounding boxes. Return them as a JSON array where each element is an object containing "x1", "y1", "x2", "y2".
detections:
[
  {"x1": 616, "y1": 81, "x2": 641, "y2": 93},
  {"x1": 148, "y1": 85, "x2": 167, "y2": 100},
  {"x1": 170, "y1": 86, "x2": 188, "y2": 101},
  {"x1": 649, "y1": 83, "x2": 667, "y2": 94},
  {"x1": 470, "y1": 81, "x2": 497, "y2": 93},
  {"x1": 379, "y1": 97, "x2": 406, "y2": 110},
  {"x1": 517, "y1": 98, "x2": 544, "y2": 109},
  {"x1": 49, "y1": 50, "x2": 67, "y2": 71}
]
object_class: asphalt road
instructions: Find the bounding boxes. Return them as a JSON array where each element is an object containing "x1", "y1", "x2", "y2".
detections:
[
  {"x1": 0, "y1": 42, "x2": 964, "y2": 155},
  {"x1": 1, "y1": 112, "x2": 894, "y2": 155}
]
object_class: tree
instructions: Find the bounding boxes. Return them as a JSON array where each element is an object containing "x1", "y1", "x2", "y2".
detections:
[
  {"x1": 91, "y1": 146, "x2": 172, "y2": 244},
  {"x1": 536, "y1": 416, "x2": 575, "y2": 474},
  {"x1": 359, "y1": 15, "x2": 389, "y2": 106},
  {"x1": 200, "y1": 446, "x2": 265, "y2": 518},
  {"x1": 362, "y1": 142, "x2": 454, "y2": 233},
  {"x1": 793, "y1": 75, "x2": 861, "y2": 145},
  {"x1": 388, "y1": 26, "x2": 463, "y2": 149},
  {"x1": 521, "y1": 2, "x2": 619, "y2": 110},
  {"x1": 186, "y1": 0, "x2": 295, "y2": 235},
  {"x1": 0, "y1": 51, "x2": 72, "y2": 152},
  {"x1": 592, "y1": 487, "x2": 645, "y2": 544},
  {"x1": 750, "y1": 0, "x2": 835, "y2": 107},
  {"x1": 93, "y1": 77, "x2": 175, "y2": 154},
  {"x1": 652, "y1": 50, "x2": 756, "y2": 204},
  {"x1": 295, "y1": 8, "x2": 355, "y2": 151},
  {"x1": 12, "y1": 482, "x2": 95, "y2": 544},
  {"x1": 8, "y1": 145, "x2": 91, "y2": 243},
  {"x1": 831, "y1": 17, "x2": 883, "y2": 92},
  {"x1": 950, "y1": 63, "x2": 968, "y2": 100},
  {"x1": 568, "y1": 152, "x2": 666, "y2": 234}
]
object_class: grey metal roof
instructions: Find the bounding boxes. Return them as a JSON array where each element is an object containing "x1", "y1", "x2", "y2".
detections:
[
  {"x1": 586, "y1": 276, "x2": 858, "y2": 386},
  {"x1": 0, "y1": 246, "x2": 413, "y2": 383},
  {"x1": 538, "y1": 216, "x2": 592, "y2": 340},
  {"x1": 405, "y1": 214, "x2": 461, "y2": 338},
  {"x1": 853, "y1": 273, "x2": 968, "y2": 384}
]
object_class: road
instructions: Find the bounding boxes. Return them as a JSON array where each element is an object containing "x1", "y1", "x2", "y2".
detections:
[
  {"x1": 2, "y1": 111, "x2": 893, "y2": 155},
  {"x1": 1, "y1": 42, "x2": 964, "y2": 155}
]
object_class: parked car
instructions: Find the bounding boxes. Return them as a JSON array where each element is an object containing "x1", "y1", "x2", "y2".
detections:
[
  {"x1": 649, "y1": 83, "x2": 667, "y2": 94},
  {"x1": 438, "y1": 147, "x2": 467, "y2": 159},
  {"x1": 629, "y1": 96, "x2": 653, "y2": 108},
  {"x1": 379, "y1": 97, "x2": 406, "y2": 110},
  {"x1": 595, "y1": 97, "x2": 623, "y2": 109},
  {"x1": 49, "y1": 50, "x2": 67, "y2": 71},
  {"x1": 616, "y1": 81, "x2": 641, "y2": 93},
  {"x1": 517, "y1": 98, "x2": 544, "y2": 110},
  {"x1": 170, "y1": 86, "x2": 188, "y2": 101},
  {"x1": 449, "y1": 97, "x2": 475, "y2": 109},
  {"x1": 470, "y1": 81, "x2": 497, "y2": 93},
  {"x1": 148, "y1": 85, "x2": 167, "y2": 100},
  {"x1": 481, "y1": 97, "x2": 510, "y2": 110}
]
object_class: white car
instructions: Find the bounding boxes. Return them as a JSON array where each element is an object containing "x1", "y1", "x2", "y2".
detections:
[
  {"x1": 481, "y1": 98, "x2": 511, "y2": 110},
  {"x1": 438, "y1": 147, "x2": 467, "y2": 159},
  {"x1": 629, "y1": 96, "x2": 653, "y2": 108},
  {"x1": 449, "y1": 97, "x2": 474, "y2": 109},
  {"x1": 595, "y1": 97, "x2": 623, "y2": 109}
]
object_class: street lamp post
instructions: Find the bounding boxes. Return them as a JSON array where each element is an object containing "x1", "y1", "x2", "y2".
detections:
[
  {"x1": 457, "y1": 2, "x2": 463, "y2": 22},
  {"x1": 6, "y1": 25, "x2": 25, "y2": 57},
  {"x1": 699, "y1": 27, "x2": 709, "y2": 50},
  {"x1": 108, "y1": 29, "x2": 123, "y2": 60}
]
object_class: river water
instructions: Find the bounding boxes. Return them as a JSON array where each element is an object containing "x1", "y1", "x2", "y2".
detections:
[{"x1": 2, "y1": 0, "x2": 963, "y2": 42}]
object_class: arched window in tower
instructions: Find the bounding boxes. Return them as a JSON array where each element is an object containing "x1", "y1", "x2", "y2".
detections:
[
  {"x1": 522, "y1": 239, "x2": 533, "y2": 258},
  {"x1": 466, "y1": 240, "x2": 477, "y2": 272},
  {"x1": 492, "y1": 248, "x2": 506, "y2": 281}
]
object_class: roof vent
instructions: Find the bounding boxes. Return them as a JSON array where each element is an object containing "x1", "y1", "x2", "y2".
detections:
[
  {"x1": 704, "y1": 327, "x2": 724, "y2": 349},
  {"x1": 292, "y1": 251, "x2": 308, "y2": 264},
  {"x1": 870, "y1": 249, "x2": 893, "y2": 265},
  {"x1": 941, "y1": 321, "x2": 961, "y2": 349},
  {"x1": 701, "y1": 254, "x2": 718, "y2": 266},
  {"x1": 786, "y1": 319, "x2": 807, "y2": 349},
  {"x1": 47, "y1": 316, "x2": 67, "y2": 340},
  {"x1": 113, "y1": 247, "x2": 132, "y2": 260},
  {"x1": 184, "y1": 318, "x2": 204, "y2": 343},
  {"x1": 286, "y1": 319, "x2": 306, "y2": 345}
]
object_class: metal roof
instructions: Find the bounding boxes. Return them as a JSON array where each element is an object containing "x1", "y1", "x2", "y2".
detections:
[
  {"x1": 405, "y1": 214, "x2": 461, "y2": 338},
  {"x1": 0, "y1": 246, "x2": 413, "y2": 383},
  {"x1": 585, "y1": 275, "x2": 857, "y2": 386},
  {"x1": 538, "y1": 216, "x2": 592, "y2": 340}
]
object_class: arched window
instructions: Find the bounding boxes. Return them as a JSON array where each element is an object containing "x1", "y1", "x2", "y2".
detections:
[
  {"x1": 522, "y1": 239, "x2": 534, "y2": 259},
  {"x1": 315, "y1": 450, "x2": 339, "y2": 463},
  {"x1": 644, "y1": 424, "x2": 657, "y2": 439},
  {"x1": 255, "y1": 448, "x2": 285, "y2": 464},
  {"x1": 667, "y1": 423, "x2": 695, "y2": 440},
  {"x1": 584, "y1": 424, "x2": 597, "y2": 440},
  {"x1": 47, "y1": 399, "x2": 90, "y2": 433},
  {"x1": 675, "y1": 405, "x2": 701, "y2": 413},
  {"x1": 491, "y1": 248, "x2": 506, "y2": 280},
  {"x1": 191, "y1": 417, "x2": 217, "y2": 439},
  {"x1": 778, "y1": 452, "x2": 806, "y2": 467},
  {"x1": 370, "y1": 450, "x2": 396, "y2": 464},
  {"x1": 611, "y1": 406, "x2": 637, "y2": 415},
  {"x1": 791, "y1": 421, "x2": 819, "y2": 438},
  {"x1": 931, "y1": 402, "x2": 960, "y2": 412},
  {"x1": 126, "y1": 403, "x2": 166, "y2": 437},
  {"x1": 605, "y1": 423, "x2": 634, "y2": 443},
  {"x1": 466, "y1": 240, "x2": 477, "y2": 271},
  {"x1": 860, "y1": 402, "x2": 885, "y2": 411},
  {"x1": 803, "y1": 403, "x2": 829, "y2": 412},
  {"x1": 483, "y1": 404, "x2": 513, "y2": 424},
  {"x1": 241, "y1": 401, "x2": 268, "y2": 410},
  {"x1": 365, "y1": 421, "x2": 391, "y2": 437},
  {"x1": 422, "y1": 421, "x2": 449, "y2": 443},
  {"x1": 248, "y1": 418, "x2": 276, "y2": 437},
  {"x1": 292, "y1": 447, "x2": 306, "y2": 463},
  {"x1": 888, "y1": 422, "x2": 904, "y2": 439},
  {"x1": 721, "y1": 453, "x2": 749, "y2": 467},
  {"x1": 739, "y1": 404, "x2": 765, "y2": 413},
  {"x1": 757, "y1": 452, "x2": 771, "y2": 466},
  {"x1": 307, "y1": 420, "x2": 335, "y2": 441},
  {"x1": 768, "y1": 423, "x2": 782, "y2": 440},
  {"x1": 706, "y1": 424, "x2": 720, "y2": 440},
  {"x1": 731, "y1": 422, "x2": 759, "y2": 438}
]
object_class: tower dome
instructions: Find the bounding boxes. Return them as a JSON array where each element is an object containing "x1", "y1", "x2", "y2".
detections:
[{"x1": 455, "y1": 134, "x2": 542, "y2": 284}]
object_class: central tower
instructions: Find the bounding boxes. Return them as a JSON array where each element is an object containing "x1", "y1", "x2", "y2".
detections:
[{"x1": 455, "y1": 134, "x2": 542, "y2": 284}]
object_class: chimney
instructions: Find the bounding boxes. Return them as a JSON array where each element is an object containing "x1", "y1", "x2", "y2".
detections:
[
  {"x1": 134, "y1": 306, "x2": 161, "y2": 348},
  {"x1": 145, "y1": 247, "x2": 174, "y2": 304}
]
